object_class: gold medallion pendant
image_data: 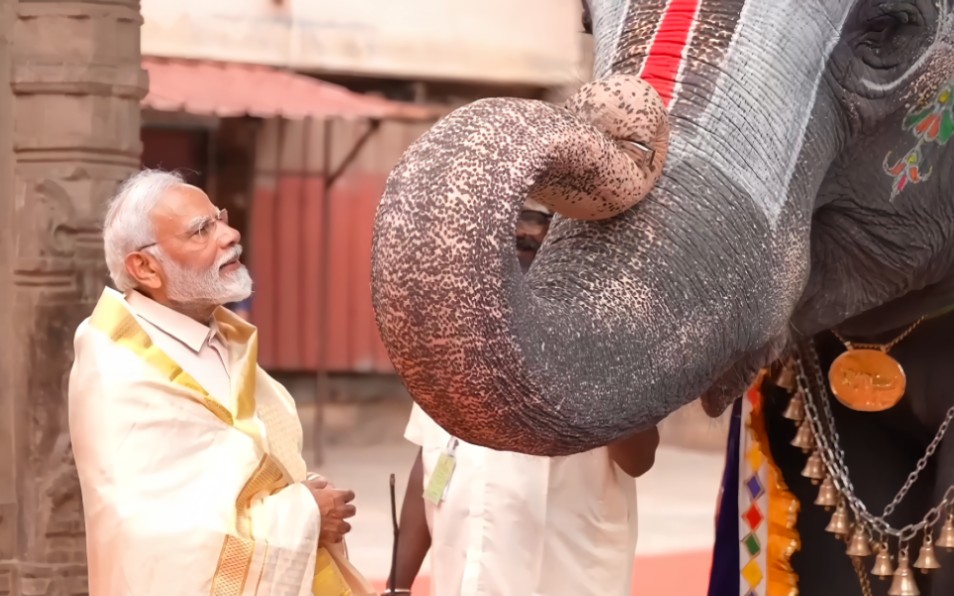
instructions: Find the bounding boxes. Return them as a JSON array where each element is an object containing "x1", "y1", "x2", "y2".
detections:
[
  {"x1": 828, "y1": 316, "x2": 924, "y2": 412},
  {"x1": 828, "y1": 349, "x2": 906, "y2": 412}
]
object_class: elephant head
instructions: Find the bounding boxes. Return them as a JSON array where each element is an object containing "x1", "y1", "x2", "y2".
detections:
[{"x1": 371, "y1": 0, "x2": 954, "y2": 455}]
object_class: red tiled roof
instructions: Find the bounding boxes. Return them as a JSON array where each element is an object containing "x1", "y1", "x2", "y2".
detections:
[{"x1": 141, "y1": 57, "x2": 436, "y2": 121}]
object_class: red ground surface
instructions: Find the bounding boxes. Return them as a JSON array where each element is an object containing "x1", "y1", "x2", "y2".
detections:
[{"x1": 371, "y1": 549, "x2": 714, "y2": 595}]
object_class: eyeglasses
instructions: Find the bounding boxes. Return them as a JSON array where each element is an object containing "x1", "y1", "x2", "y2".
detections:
[{"x1": 136, "y1": 208, "x2": 229, "y2": 251}]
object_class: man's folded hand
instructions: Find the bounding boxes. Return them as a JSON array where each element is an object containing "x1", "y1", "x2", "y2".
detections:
[{"x1": 305, "y1": 476, "x2": 357, "y2": 545}]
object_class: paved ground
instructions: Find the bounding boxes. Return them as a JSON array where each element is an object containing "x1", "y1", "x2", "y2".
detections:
[{"x1": 314, "y1": 441, "x2": 727, "y2": 595}]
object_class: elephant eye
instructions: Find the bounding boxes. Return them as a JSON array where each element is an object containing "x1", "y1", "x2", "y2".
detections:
[
  {"x1": 863, "y1": 13, "x2": 908, "y2": 43},
  {"x1": 856, "y1": 2, "x2": 925, "y2": 70}
]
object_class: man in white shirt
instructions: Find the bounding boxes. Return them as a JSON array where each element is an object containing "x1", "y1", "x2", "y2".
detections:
[{"x1": 387, "y1": 201, "x2": 660, "y2": 595}]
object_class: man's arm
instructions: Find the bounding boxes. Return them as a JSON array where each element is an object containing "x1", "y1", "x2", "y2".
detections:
[
  {"x1": 608, "y1": 426, "x2": 660, "y2": 477},
  {"x1": 387, "y1": 448, "x2": 431, "y2": 593}
]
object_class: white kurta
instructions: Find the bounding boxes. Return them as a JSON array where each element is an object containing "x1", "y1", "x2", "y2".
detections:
[
  {"x1": 405, "y1": 404, "x2": 639, "y2": 596},
  {"x1": 68, "y1": 287, "x2": 375, "y2": 596}
]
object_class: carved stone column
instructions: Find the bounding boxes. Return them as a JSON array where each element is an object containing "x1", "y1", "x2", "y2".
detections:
[
  {"x1": 0, "y1": 0, "x2": 17, "y2": 589},
  {"x1": 0, "y1": 1, "x2": 145, "y2": 593}
]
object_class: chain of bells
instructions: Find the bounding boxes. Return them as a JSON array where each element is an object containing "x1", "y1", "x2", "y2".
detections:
[{"x1": 783, "y1": 388, "x2": 954, "y2": 596}]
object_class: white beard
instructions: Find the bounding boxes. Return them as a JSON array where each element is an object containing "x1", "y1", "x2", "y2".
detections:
[{"x1": 156, "y1": 245, "x2": 253, "y2": 309}]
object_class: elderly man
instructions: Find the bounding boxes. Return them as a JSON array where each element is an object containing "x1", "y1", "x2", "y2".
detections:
[
  {"x1": 68, "y1": 169, "x2": 372, "y2": 595},
  {"x1": 387, "y1": 200, "x2": 660, "y2": 596}
]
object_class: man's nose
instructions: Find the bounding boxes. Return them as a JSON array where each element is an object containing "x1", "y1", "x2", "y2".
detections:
[{"x1": 218, "y1": 222, "x2": 241, "y2": 247}]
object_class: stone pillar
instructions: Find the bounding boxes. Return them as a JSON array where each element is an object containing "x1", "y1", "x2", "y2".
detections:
[
  {"x1": 0, "y1": 1, "x2": 145, "y2": 593},
  {"x1": 0, "y1": 0, "x2": 17, "y2": 589}
]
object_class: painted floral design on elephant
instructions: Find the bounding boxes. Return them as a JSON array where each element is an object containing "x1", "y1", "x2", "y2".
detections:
[
  {"x1": 884, "y1": 146, "x2": 932, "y2": 198},
  {"x1": 905, "y1": 85, "x2": 954, "y2": 144},
  {"x1": 884, "y1": 81, "x2": 953, "y2": 200}
]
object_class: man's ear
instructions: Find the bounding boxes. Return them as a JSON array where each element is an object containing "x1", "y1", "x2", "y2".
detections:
[{"x1": 124, "y1": 251, "x2": 163, "y2": 290}]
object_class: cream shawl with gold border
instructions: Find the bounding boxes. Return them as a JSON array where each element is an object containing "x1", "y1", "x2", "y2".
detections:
[{"x1": 68, "y1": 287, "x2": 374, "y2": 596}]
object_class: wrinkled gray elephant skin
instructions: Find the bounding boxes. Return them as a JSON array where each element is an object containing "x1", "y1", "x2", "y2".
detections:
[{"x1": 371, "y1": 0, "x2": 954, "y2": 456}]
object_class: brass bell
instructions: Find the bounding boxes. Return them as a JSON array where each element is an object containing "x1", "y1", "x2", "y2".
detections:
[
  {"x1": 826, "y1": 501, "x2": 850, "y2": 537},
  {"x1": 801, "y1": 453, "x2": 825, "y2": 484},
  {"x1": 790, "y1": 420, "x2": 814, "y2": 451},
  {"x1": 775, "y1": 361, "x2": 797, "y2": 391},
  {"x1": 872, "y1": 543, "x2": 894, "y2": 578},
  {"x1": 783, "y1": 392, "x2": 805, "y2": 421},
  {"x1": 913, "y1": 535, "x2": 941, "y2": 572},
  {"x1": 814, "y1": 476, "x2": 838, "y2": 509},
  {"x1": 846, "y1": 526, "x2": 872, "y2": 558},
  {"x1": 888, "y1": 551, "x2": 921, "y2": 596},
  {"x1": 936, "y1": 514, "x2": 954, "y2": 549}
]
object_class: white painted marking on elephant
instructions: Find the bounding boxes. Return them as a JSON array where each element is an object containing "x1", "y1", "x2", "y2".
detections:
[
  {"x1": 591, "y1": 0, "x2": 633, "y2": 78},
  {"x1": 686, "y1": 0, "x2": 854, "y2": 229},
  {"x1": 859, "y1": 1, "x2": 949, "y2": 93}
]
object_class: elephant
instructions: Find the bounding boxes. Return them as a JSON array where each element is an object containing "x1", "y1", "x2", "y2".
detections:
[
  {"x1": 371, "y1": 0, "x2": 954, "y2": 591},
  {"x1": 372, "y1": 0, "x2": 954, "y2": 454}
]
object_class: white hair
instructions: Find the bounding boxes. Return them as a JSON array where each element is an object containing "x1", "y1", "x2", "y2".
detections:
[{"x1": 103, "y1": 169, "x2": 185, "y2": 291}]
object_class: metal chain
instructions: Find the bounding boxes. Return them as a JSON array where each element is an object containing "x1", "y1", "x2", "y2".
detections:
[
  {"x1": 794, "y1": 342, "x2": 954, "y2": 540},
  {"x1": 851, "y1": 555, "x2": 875, "y2": 596},
  {"x1": 883, "y1": 408, "x2": 954, "y2": 518},
  {"x1": 806, "y1": 338, "x2": 954, "y2": 537},
  {"x1": 798, "y1": 348, "x2": 954, "y2": 540},
  {"x1": 799, "y1": 350, "x2": 953, "y2": 541},
  {"x1": 830, "y1": 316, "x2": 924, "y2": 352}
]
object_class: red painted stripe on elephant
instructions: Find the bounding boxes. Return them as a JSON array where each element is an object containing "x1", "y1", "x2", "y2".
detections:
[{"x1": 639, "y1": 0, "x2": 703, "y2": 108}]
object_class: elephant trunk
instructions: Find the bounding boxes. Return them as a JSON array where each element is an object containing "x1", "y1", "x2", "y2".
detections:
[{"x1": 372, "y1": 81, "x2": 812, "y2": 456}]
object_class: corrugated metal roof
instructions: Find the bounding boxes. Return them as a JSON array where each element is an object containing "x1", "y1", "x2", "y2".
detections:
[{"x1": 142, "y1": 57, "x2": 436, "y2": 121}]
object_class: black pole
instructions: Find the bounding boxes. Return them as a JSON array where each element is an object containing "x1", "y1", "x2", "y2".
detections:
[
  {"x1": 314, "y1": 119, "x2": 333, "y2": 466},
  {"x1": 387, "y1": 473, "x2": 399, "y2": 593}
]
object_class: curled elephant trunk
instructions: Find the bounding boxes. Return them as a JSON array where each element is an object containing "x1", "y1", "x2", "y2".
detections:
[{"x1": 372, "y1": 75, "x2": 809, "y2": 456}]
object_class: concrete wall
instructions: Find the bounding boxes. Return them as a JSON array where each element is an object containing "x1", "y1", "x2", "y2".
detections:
[{"x1": 140, "y1": 0, "x2": 586, "y2": 86}]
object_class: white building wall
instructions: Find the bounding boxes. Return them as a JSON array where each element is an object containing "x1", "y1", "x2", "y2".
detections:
[{"x1": 141, "y1": 0, "x2": 585, "y2": 86}]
